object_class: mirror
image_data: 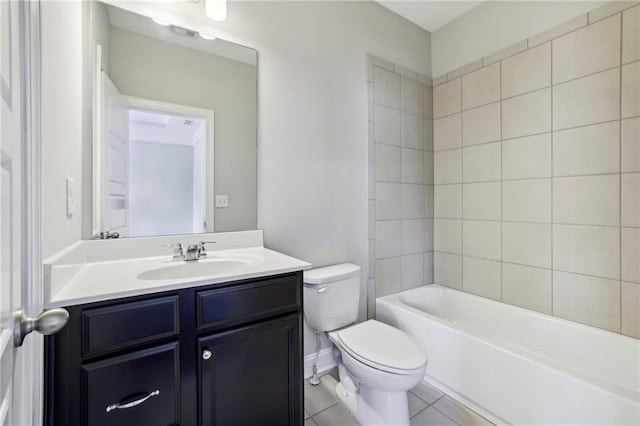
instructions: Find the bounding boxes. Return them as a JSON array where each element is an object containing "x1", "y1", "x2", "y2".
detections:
[{"x1": 89, "y1": 2, "x2": 257, "y2": 238}]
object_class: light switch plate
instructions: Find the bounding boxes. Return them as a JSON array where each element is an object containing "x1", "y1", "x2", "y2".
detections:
[
  {"x1": 66, "y1": 177, "x2": 75, "y2": 217},
  {"x1": 215, "y1": 194, "x2": 229, "y2": 208}
]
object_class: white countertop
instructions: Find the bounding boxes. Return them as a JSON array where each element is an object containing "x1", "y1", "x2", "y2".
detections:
[{"x1": 44, "y1": 231, "x2": 312, "y2": 307}]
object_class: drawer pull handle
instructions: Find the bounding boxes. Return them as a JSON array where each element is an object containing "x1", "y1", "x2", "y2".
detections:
[{"x1": 105, "y1": 390, "x2": 160, "y2": 413}]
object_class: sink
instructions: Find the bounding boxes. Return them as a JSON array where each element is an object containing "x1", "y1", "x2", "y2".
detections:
[{"x1": 137, "y1": 258, "x2": 253, "y2": 280}]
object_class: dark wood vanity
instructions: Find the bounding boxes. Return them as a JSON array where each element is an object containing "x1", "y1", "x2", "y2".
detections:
[{"x1": 44, "y1": 272, "x2": 304, "y2": 426}]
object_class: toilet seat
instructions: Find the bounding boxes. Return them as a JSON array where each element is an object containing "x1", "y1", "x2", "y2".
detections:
[{"x1": 331, "y1": 320, "x2": 427, "y2": 375}]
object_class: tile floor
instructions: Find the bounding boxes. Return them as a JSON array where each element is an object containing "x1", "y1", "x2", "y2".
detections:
[{"x1": 304, "y1": 373, "x2": 494, "y2": 426}]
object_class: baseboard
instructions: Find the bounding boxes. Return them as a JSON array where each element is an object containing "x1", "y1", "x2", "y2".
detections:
[{"x1": 303, "y1": 347, "x2": 336, "y2": 379}]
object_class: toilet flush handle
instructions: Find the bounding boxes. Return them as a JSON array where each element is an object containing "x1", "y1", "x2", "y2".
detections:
[{"x1": 317, "y1": 286, "x2": 329, "y2": 294}]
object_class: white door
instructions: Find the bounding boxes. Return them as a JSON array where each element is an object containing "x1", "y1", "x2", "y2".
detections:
[
  {"x1": 101, "y1": 72, "x2": 129, "y2": 237},
  {"x1": 1, "y1": 2, "x2": 67, "y2": 425}
]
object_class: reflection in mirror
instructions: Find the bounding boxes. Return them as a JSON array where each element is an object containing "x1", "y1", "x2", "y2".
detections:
[{"x1": 90, "y1": 2, "x2": 257, "y2": 238}]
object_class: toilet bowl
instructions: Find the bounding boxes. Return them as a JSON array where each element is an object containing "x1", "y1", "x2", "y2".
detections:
[
  {"x1": 329, "y1": 320, "x2": 427, "y2": 426},
  {"x1": 303, "y1": 264, "x2": 427, "y2": 426}
]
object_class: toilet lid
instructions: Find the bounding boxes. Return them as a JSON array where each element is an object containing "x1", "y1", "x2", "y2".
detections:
[{"x1": 334, "y1": 320, "x2": 427, "y2": 373}]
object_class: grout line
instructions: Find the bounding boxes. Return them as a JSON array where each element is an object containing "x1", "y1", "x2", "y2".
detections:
[
  {"x1": 370, "y1": 56, "x2": 377, "y2": 317},
  {"x1": 308, "y1": 402, "x2": 338, "y2": 419},
  {"x1": 434, "y1": 249, "x2": 624, "y2": 282},
  {"x1": 459, "y1": 69, "x2": 465, "y2": 291},
  {"x1": 499, "y1": 59, "x2": 504, "y2": 301},
  {"x1": 552, "y1": 64, "x2": 625, "y2": 90},
  {"x1": 409, "y1": 393, "x2": 450, "y2": 421},
  {"x1": 497, "y1": 84, "x2": 550, "y2": 103},
  {"x1": 550, "y1": 38, "x2": 555, "y2": 315},
  {"x1": 488, "y1": 171, "x2": 624, "y2": 182},
  {"x1": 432, "y1": 171, "x2": 634, "y2": 187},
  {"x1": 433, "y1": 109, "x2": 462, "y2": 121},
  {"x1": 433, "y1": 217, "x2": 623, "y2": 228},
  {"x1": 461, "y1": 99, "x2": 501, "y2": 113},
  {"x1": 622, "y1": 56, "x2": 640, "y2": 66},
  {"x1": 432, "y1": 405, "x2": 463, "y2": 426},
  {"x1": 397, "y1": 66, "x2": 404, "y2": 292},
  {"x1": 433, "y1": 111, "x2": 636, "y2": 155},
  {"x1": 618, "y1": 13, "x2": 624, "y2": 332}
]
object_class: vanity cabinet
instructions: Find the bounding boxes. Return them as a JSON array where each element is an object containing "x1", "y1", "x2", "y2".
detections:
[{"x1": 45, "y1": 272, "x2": 303, "y2": 426}]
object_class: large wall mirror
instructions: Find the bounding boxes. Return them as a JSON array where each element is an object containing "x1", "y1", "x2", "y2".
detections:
[{"x1": 90, "y1": 2, "x2": 257, "y2": 238}]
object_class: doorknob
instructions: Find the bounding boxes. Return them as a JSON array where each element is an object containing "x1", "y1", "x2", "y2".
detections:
[{"x1": 13, "y1": 308, "x2": 69, "y2": 347}]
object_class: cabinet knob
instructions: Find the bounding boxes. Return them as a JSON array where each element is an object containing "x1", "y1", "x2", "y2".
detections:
[{"x1": 202, "y1": 349, "x2": 213, "y2": 360}]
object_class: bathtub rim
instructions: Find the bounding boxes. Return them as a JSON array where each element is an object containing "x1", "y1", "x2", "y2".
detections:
[{"x1": 376, "y1": 284, "x2": 640, "y2": 405}]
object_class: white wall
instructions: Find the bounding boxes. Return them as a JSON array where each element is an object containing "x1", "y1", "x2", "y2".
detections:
[
  {"x1": 42, "y1": 1, "x2": 84, "y2": 259},
  {"x1": 218, "y1": 2, "x2": 431, "y2": 355},
  {"x1": 431, "y1": 1, "x2": 607, "y2": 77}
]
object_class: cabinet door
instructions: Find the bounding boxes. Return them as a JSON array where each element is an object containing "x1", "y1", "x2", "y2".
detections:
[{"x1": 198, "y1": 314, "x2": 302, "y2": 426}]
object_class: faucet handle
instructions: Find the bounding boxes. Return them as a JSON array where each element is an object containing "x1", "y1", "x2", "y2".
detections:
[
  {"x1": 198, "y1": 241, "x2": 216, "y2": 257},
  {"x1": 162, "y1": 243, "x2": 184, "y2": 260}
]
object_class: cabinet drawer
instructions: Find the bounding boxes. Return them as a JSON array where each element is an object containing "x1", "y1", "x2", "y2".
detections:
[
  {"x1": 81, "y1": 342, "x2": 180, "y2": 426},
  {"x1": 81, "y1": 296, "x2": 179, "y2": 357},
  {"x1": 197, "y1": 274, "x2": 300, "y2": 330}
]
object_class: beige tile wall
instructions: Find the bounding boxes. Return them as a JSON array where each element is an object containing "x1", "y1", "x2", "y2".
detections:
[
  {"x1": 367, "y1": 56, "x2": 434, "y2": 318},
  {"x1": 431, "y1": 2, "x2": 640, "y2": 338}
]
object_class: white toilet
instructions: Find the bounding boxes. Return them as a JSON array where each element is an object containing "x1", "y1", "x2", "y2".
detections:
[{"x1": 304, "y1": 263, "x2": 427, "y2": 426}]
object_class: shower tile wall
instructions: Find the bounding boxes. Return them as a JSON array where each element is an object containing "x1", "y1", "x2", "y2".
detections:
[
  {"x1": 431, "y1": 2, "x2": 640, "y2": 338},
  {"x1": 367, "y1": 57, "x2": 434, "y2": 317}
]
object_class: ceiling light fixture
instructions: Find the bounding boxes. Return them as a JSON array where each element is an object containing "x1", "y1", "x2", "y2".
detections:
[
  {"x1": 199, "y1": 33, "x2": 217, "y2": 40},
  {"x1": 205, "y1": 0, "x2": 227, "y2": 21},
  {"x1": 152, "y1": 17, "x2": 171, "y2": 26}
]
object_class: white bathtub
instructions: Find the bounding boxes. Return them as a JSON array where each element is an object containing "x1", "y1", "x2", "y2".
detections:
[{"x1": 376, "y1": 285, "x2": 640, "y2": 425}]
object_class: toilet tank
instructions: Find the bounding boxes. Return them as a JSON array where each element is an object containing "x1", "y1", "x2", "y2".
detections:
[{"x1": 303, "y1": 263, "x2": 361, "y2": 332}]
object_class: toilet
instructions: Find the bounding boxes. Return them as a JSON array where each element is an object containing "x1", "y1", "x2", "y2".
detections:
[{"x1": 304, "y1": 263, "x2": 427, "y2": 426}]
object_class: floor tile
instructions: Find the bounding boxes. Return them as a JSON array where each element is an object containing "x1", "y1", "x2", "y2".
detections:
[
  {"x1": 411, "y1": 381, "x2": 444, "y2": 404},
  {"x1": 304, "y1": 375, "x2": 338, "y2": 416},
  {"x1": 433, "y1": 396, "x2": 493, "y2": 426},
  {"x1": 411, "y1": 406, "x2": 457, "y2": 426},
  {"x1": 409, "y1": 392, "x2": 429, "y2": 418},
  {"x1": 305, "y1": 410, "x2": 311, "y2": 419},
  {"x1": 305, "y1": 418, "x2": 318, "y2": 426},
  {"x1": 312, "y1": 404, "x2": 358, "y2": 426}
]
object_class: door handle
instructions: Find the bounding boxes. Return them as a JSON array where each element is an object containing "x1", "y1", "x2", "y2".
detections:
[{"x1": 13, "y1": 308, "x2": 69, "y2": 347}]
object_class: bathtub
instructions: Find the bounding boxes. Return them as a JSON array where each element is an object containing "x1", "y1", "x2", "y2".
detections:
[{"x1": 376, "y1": 285, "x2": 640, "y2": 425}]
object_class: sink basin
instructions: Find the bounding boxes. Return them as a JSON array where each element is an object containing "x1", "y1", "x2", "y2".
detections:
[{"x1": 137, "y1": 258, "x2": 252, "y2": 280}]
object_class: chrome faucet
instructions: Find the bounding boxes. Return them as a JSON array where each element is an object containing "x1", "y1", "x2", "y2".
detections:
[{"x1": 184, "y1": 241, "x2": 216, "y2": 261}]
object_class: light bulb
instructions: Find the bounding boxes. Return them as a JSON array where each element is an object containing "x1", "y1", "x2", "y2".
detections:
[{"x1": 199, "y1": 33, "x2": 217, "y2": 40}]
